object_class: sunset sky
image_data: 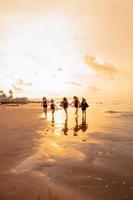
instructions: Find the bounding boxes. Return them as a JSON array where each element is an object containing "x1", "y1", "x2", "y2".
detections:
[{"x1": 0, "y1": 0, "x2": 133, "y2": 100}]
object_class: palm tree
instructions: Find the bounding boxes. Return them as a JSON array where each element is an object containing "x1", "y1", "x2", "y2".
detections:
[
  {"x1": 9, "y1": 90, "x2": 13, "y2": 98},
  {"x1": 0, "y1": 90, "x2": 6, "y2": 97},
  {"x1": 0, "y1": 90, "x2": 4, "y2": 95}
]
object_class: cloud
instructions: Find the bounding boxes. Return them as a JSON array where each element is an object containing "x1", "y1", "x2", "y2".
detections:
[
  {"x1": 16, "y1": 79, "x2": 32, "y2": 87},
  {"x1": 48, "y1": 93, "x2": 59, "y2": 97},
  {"x1": 11, "y1": 79, "x2": 32, "y2": 93},
  {"x1": 12, "y1": 84, "x2": 23, "y2": 93},
  {"x1": 0, "y1": 0, "x2": 57, "y2": 14},
  {"x1": 58, "y1": 67, "x2": 63, "y2": 72},
  {"x1": 34, "y1": 71, "x2": 39, "y2": 77},
  {"x1": 66, "y1": 81, "x2": 82, "y2": 87},
  {"x1": 84, "y1": 55, "x2": 119, "y2": 78},
  {"x1": 89, "y1": 86, "x2": 100, "y2": 93}
]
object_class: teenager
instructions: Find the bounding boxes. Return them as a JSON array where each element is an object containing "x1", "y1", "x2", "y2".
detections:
[
  {"x1": 80, "y1": 98, "x2": 89, "y2": 118},
  {"x1": 70, "y1": 96, "x2": 80, "y2": 115},
  {"x1": 42, "y1": 97, "x2": 48, "y2": 117},
  {"x1": 50, "y1": 99, "x2": 58, "y2": 119},
  {"x1": 60, "y1": 97, "x2": 69, "y2": 117}
]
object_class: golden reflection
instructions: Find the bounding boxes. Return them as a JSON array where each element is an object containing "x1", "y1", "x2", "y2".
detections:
[
  {"x1": 53, "y1": 110, "x2": 64, "y2": 136},
  {"x1": 55, "y1": 111, "x2": 64, "y2": 128},
  {"x1": 41, "y1": 113, "x2": 46, "y2": 119},
  {"x1": 39, "y1": 139, "x2": 86, "y2": 160},
  {"x1": 74, "y1": 116, "x2": 80, "y2": 136},
  {"x1": 80, "y1": 116, "x2": 88, "y2": 132},
  {"x1": 51, "y1": 141, "x2": 60, "y2": 149},
  {"x1": 62, "y1": 118, "x2": 68, "y2": 135},
  {"x1": 41, "y1": 109, "x2": 89, "y2": 138},
  {"x1": 54, "y1": 131, "x2": 62, "y2": 136},
  {"x1": 52, "y1": 117, "x2": 55, "y2": 124}
]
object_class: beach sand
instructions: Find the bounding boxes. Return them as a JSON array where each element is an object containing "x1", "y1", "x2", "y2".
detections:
[{"x1": 0, "y1": 103, "x2": 133, "y2": 200}]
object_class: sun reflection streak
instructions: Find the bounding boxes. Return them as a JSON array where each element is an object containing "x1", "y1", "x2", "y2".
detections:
[
  {"x1": 54, "y1": 131, "x2": 62, "y2": 137},
  {"x1": 41, "y1": 113, "x2": 45, "y2": 119},
  {"x1": 51, "y1": 142, "x2": 60, "y2": 149}
]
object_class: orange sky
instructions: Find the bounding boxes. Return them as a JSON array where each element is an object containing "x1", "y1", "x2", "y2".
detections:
[{"x1": 0, "y1": 0, "x2": 133, "y2": 100}]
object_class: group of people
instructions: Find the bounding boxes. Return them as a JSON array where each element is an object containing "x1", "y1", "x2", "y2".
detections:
[{"x1": 42, "y1": 96, "x2": 89, "y2": 119}]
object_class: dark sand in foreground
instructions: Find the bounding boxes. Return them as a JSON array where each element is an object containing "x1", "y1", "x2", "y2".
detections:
[{"x1": 0, "y1": 103, "x2": 133, "y2": 200}]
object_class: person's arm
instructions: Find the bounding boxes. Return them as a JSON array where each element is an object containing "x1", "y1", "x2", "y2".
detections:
[
  {"x1": 55, "y1": 103, "x2": 58, "y2": 109},
  {"x1": 47, "y1": 101, "x2": 50, "y2": 106},
  {"x1": 60, "y1": 101, "x2": 63, "y2": 107},
  {"x1": 79, "y1": 102, "x2": 82, "y2": 108},
  {"x1": 86, "y1": 103, "x2": 89, "y2": 107},
  {"x1": 69, "y1": 101, "x2": 74, "y2": 106}
]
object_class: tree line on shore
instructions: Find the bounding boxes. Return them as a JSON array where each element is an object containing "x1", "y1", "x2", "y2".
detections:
[
  {"x1": 0, "y1": 89, "x2": 13, "y2": 98},
  {"x1": 0, "y1": 89, "x2": 29, "y2": 104}
]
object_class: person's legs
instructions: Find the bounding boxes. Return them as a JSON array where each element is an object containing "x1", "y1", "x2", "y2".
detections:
[
  {"x1": 82, "y1": 110, "x2": 86, "y2": 119},
  {"x1": 44, "y1": 108, "x2": 47, "y2": 117},
  {"x1": 75, "y1": 107, "x2": 78, "y2": 115},
  {"x1": 52, "y1": 109, "x2": 55, "y2": 119},
  {"x1": 65, "y1": 108, "x2": 68, "y2": 118},
  {"x1": 84, "y1": 110, "x2": 86, "y2": 119}
]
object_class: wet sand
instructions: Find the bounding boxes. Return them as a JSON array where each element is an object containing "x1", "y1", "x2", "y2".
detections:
[{"x1": 0, "y1": 103, "x2": 133, "y2": 200}]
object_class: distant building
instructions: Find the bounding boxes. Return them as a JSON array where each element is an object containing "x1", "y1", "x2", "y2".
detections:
[
  {"x1": 13, "y1": 97, "x2": 30, "y2": 103},
  {"x1": 0, "y1": 96, "x2": 30, "y2": 104},
  {"x1": 0, "y1": 94, "x2": 9, "y2": 103}
]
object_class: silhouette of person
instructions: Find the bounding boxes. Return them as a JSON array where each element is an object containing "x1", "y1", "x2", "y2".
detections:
[
  {"x1": 80, "y1": 98, "x2": 89, "y2": 119},
  {"x1": 42, "y1": 97, "x2": 48, "y2": 117},
  {"x1": 50, "y1": 99, "x2": 58, "y2": 120},
  {"x1": 60, "y1": 97, "x2": 69, "y2": 118},
  {"x1": 70, "y1": 96, "x2": 80, "y2": 115}
]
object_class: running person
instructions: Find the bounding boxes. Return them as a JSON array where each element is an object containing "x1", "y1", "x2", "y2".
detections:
[
  {"x1": 42, "y1": 97, "x2": 48, "y2": 117},
  {"x1": 50, "y1": 99, "x2": 58, "y2": 120},
  {"x1": 70, "y1": 96, "x2": 80, "y2": 115},
  {"x1": 80, "y1": 98, "x2": 89, "y2": 119},
  {"x1": 60, "y1": 97, "x2": 69, "y2": 117}
]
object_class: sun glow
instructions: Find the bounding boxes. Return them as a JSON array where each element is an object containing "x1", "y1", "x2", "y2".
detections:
[
  {"x1": 1, "y1": 12, "x2": 80, "y2": 96},
  {"x1": 1, "y1": 10, "x2": 93, "y2": 98}
]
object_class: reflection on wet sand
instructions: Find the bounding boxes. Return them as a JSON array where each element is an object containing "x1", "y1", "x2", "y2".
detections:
[
  {"x1": 80, "y1": 116, "x2": 88, "y2": 132},
  {"x1": 44, "y1": 110, "x2": 89, "y2": 136},
  {"x1": 73, "y1": 116, "x2": 80, "y2": 136},
  {"x1": 61, "y1": 115, "x2": 88, "y2": 136},
  {"x1": 5, "y1": 104, "x2": 133, "y2": 200},
  {"x1": 62, "y1": 119, "x2": 69, "y2": 135},
  {"x1": 37, "y1": 109, "x2": 133, "y2": 200}
]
